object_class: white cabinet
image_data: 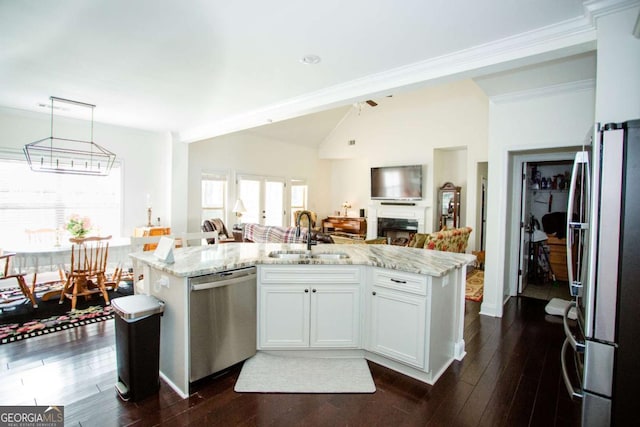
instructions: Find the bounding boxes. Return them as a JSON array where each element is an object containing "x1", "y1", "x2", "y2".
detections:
[
  {"x1": 258, "y1": 266, "x2": 362, "y2": 349},
  {"x1": 310, "y1": 284, "x2": 360, "y2": 347},
  {"x1": 257, "y1": 264, "x2": 462, "y2": 385},
  {"x1": 366, "y1": 268, "x2": 430, "y2": 370},
  {"x1": 259, "y1": 284, "x2": 310, "y2": 347}
]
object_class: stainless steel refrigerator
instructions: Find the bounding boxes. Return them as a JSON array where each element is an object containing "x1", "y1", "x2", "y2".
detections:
[{"x1": 562, "y1": 119, "x2": 640, "y2": 426}]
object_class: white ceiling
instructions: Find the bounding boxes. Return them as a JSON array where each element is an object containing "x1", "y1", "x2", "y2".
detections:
[{"x1": 0, "y1": 0, "x2": 609, "y2": 143}]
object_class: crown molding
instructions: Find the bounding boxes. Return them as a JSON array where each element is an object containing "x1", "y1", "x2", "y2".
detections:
[
  {"x1": 584, "y1": 0, "x2": 640, "y2": 22},
  {"x1": 180, "y1": 14, "x2": 597, "y2": 143},
  {"x1": 489, "y1": 79, "x2": 596, "y2": 104}
]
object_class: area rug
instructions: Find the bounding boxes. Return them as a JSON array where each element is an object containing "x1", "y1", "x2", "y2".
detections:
[
  {"x1": 0, "y1": 305, "x2": 115, "y2": 345},
  {"x1": 466, "y1": 269, "x2": 484, "y2": 302},
  {"x1": 0, "y1": 280, "x2": 63, "y2": 305},
  {"x1": 234, "y1": 352, "x2": 376, "y2": 393},
  {"x1": 0, "y1": 281, "x2": 132, "y2": 345}
]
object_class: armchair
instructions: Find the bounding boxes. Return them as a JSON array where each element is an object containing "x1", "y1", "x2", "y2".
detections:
[
  {"x1": 408, "y1": 227, "x2": 473, "y2": 253},
  {"x1": 293, "y1": 210, "x2": 320, "y2": 230},
  {"x1": 202, "y1": 218, "x2": 231, "y2": 242}
]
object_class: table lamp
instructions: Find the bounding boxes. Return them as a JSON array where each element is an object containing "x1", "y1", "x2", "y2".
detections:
[{"x1": 233, "y1": 199, "x2": 246, "y2": 225}]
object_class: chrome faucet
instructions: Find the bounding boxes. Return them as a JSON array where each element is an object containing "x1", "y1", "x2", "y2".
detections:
[{"x1": 295, "y1": 210, "x2": 314, "y2": 251}]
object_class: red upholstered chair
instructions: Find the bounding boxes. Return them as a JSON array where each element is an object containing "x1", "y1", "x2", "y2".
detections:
[{"x1": 408, "y1": 227, "x2": 473, "y2": 253}]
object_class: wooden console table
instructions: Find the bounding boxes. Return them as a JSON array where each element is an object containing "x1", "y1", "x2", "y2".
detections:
[{"x1": 322, "y1": 216, "x2": 367, "y2": 238}]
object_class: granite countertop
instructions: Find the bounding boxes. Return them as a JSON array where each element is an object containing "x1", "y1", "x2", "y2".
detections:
[{"x1": 129, "y1": 243, "x2": 476, "y2": 278}]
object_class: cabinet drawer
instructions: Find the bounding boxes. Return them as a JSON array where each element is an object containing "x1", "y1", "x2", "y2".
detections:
[
  {"x1": 259, "y1": 265, "x2": 361, "y2": 284},
  {"x1": 372, "y1": 268, "x2": 428, "y2": 296}
]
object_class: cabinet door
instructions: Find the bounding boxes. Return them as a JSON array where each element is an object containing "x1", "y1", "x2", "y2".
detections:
[
  {"x1": 310, "y1": 284, "x2": 360, "y2": 348},
  {"x1": 259, "y1": 284, "x2": 310, "y2": 348},
  {"x1": 368, "y1": 286, "x2": 426, "y2": 369}
]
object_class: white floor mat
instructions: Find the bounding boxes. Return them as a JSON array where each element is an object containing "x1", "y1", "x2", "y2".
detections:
[{"x1": 234, "y1": 352, "x2": 376, "y2": 394}]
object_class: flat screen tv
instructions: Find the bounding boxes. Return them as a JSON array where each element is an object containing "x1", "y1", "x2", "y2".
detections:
[{"x1": 371, "y1": 165, "x2": 423, "y2": 200}]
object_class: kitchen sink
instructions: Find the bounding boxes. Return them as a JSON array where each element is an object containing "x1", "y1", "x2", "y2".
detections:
[
  {"x1": 268, "y1": 250, "x2": 309, "y2": 259},
  {"x1": 310, "y1": 252, "x2": 350, "y2": 260},
  {"x1": 267, "y1": 250, "x2": 350, "y2": 260}
]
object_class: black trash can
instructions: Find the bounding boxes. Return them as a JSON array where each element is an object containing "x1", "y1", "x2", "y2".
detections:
[{"x1": 112, "y1": 294, "x2": 165, "y2": 402}]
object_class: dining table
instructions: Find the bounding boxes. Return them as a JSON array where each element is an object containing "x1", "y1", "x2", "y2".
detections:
[{"x1": 6, "y1": 237, "x2": 132, "y2": 301}]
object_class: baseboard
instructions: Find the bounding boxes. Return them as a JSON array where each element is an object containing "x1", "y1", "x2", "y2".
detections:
[
  {"x1": 159, "y1": 372, "x2": 189, "y2": 399},
  {"x1": 453, "y1": 341, "x2": 466, "y2": 361},
  {"x1": 364, "y1": 351, "x2": 434, "y2": 385},
  {"x1": 479, "y1": 300, "x2": 498, "y2": 317}
]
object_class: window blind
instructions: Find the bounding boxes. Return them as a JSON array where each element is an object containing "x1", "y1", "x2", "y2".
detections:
[{"x1": 0, "y1": 156, "x2": 122, "y2": 247}]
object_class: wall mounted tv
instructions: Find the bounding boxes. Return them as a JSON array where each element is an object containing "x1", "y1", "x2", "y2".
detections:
[{"x1": 371, "y1": 164, "x2": 423, "y2": 200}]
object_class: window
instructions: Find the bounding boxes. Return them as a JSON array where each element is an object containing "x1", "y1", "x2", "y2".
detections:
[
  {"x1": 0, "y1": 155, "x2": 122, "y2": 247},
  {"x1": 201, "y1": 172, "x2": 228, "y2": 224},
  {"x1": 290, "y1": 180, "x2": 308, "y2": 225}
]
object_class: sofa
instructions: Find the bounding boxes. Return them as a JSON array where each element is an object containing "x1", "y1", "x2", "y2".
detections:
[
  {"x1": 243, "y1": 223, "x2": 303, "y2": 243},
  {"x1": 242, "y1": 223, "x2": 333, "y2": 244},
  {"x1": 407, "y1": 226, "x2": 472, "y2": 253}
]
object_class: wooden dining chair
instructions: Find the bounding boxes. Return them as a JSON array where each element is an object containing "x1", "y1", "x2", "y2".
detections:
[
  {"x1": 59, "y1": 236, "x2": 112, "y2": 310},
  {"x1": 0, "y1": 252, "x2": 38, "y2": 308},
  {"x1": 179, "y1": 230, "x2": 218, "y2": 247}
]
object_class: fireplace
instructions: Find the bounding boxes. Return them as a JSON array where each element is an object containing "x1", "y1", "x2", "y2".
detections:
[
  {"x1": 377, "y1": 217, "x2": 418, "y2": 245},
  {"x1": 367, "y1": 204, "x2": 428, "y2": 244}
]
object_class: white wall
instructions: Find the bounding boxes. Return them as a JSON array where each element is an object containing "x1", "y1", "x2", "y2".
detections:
[
  {"x1": 188, "y1": 132, "x2": 331, "y2": 233},
  {"x1": 595, "y1": 6, "x2": 640, "y2": 123},
  {"x1": 484, "y1": 85, "x2": 595, "y2": 317},
  {"x1": 319, "y1": 80, "x2": 488, "y2": 241},
  {"x1": 328, "y1": 158, "x2": 370, "y2": 217},
  {"x1": 0, "y1": 107, "x2": 172, "y2": 237},
  {"x1": 484, "y1": 5, "x2": 640, "y2": 318},
  {"x1": 170, "y1": 133, "x2": 189, "y2": 234}
]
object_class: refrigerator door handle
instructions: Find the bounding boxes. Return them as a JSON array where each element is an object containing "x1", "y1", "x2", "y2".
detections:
[
  {"x1": 563, "y1": 301, "x2": 585, "y2": 352},
  {"x1": 566, "y1": 151, "x2": 590, "y2": 297},
  {"x1": 561, "y1": 338, "x2": 584, "y2": 400}
]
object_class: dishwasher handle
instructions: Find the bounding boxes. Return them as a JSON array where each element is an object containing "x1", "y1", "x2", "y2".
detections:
[{"x1": 191, "y1": 272, "x2": 256, "y2": 291}]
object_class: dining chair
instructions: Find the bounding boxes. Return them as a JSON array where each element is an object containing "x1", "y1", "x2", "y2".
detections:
[
  {"x1": 179, "y1": 231, "x2": 218, "y2": 247},
  {"x1": 0, "y1": 251, "x2": 38, "y2": 308},
  {"x1": 59, "y1": 236, "x2": 112, "y2": 310},
  {"x1": 129, "y1": 232, "x2": 217, "y2": 295},
  {"x1": 104, "y1": 261, "x2": 124, "y2": 291},
  {"x1": 25, "y1": 228, "x2": 58, "y2": 246}
]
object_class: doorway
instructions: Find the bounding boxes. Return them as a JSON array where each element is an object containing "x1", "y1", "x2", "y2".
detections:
[
  {"x1": 476, "y1": 162, "x2": 488, "y2": 255},
  {"x1": 508, "y1": 151, "x2": 577, "y2": 301},
  {"x1": 237, "y1": 174, "x2": 285, "y2": 226}
]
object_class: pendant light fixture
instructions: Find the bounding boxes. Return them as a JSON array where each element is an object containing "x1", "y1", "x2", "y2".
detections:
[{"x1": 23, "y1": 96, "x2": 116, "y2": 176}]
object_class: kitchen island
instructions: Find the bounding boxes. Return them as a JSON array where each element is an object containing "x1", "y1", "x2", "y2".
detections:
[{"x1": 130, "y1": 243, "x2": 475, "y2": 398}]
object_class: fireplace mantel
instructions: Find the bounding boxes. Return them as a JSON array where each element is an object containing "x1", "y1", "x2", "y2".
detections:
[{"x1": 366, "y1": 204, "x2": 429, "y2": 239}]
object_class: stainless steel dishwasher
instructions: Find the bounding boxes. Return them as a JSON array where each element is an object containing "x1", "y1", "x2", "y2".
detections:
[{"x1": 189, "y1": 266, "x2": 257, "y2": 382}]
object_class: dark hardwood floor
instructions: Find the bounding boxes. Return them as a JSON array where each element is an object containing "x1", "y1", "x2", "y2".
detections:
[{"x1": 0, "y1": 297, "x2": 581, "y2": 426}]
